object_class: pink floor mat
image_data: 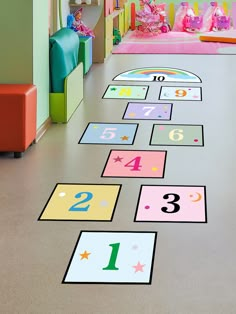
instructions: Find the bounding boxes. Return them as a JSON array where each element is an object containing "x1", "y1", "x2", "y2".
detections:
[{"x1": 112, "y1": 30, "x2": 236, "y2": 54}]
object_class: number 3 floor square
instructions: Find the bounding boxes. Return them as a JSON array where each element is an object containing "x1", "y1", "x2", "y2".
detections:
[
  {"x1": 78, "y1": 123, "x2": 138, "y2": 145},
  {"x1": 134, "y1": 185, "x2": 207, "y2": 223},
  {"x1": 150, "y1": 124, "x2": 204, "y2": 146},
  {"x1": 62, "y1": 231, "x2": 157, "y2": 284},
  {"x1": 38, "y1": 184, "x2": 121, "y2": 221},
  {"x1": 102, "y1": 150, "x2": 167, "y2": 178}
]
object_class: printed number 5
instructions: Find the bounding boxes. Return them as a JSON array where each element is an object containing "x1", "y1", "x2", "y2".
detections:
[{"x1": 100, "y1": 128, "x2": 117, "y2": 140}]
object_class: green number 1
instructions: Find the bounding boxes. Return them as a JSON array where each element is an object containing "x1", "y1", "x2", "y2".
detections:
[{"x1": 103, "y1": 243, "x2": 120, "y2": 270}]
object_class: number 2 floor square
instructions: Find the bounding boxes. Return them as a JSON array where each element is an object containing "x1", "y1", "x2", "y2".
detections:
[
  {"x1": 62, "y1": 231, "x2": 157, "y2": 284},
  {"x1": 159, "y1": 86, "x2": 202, "y2": 101},
  {"x1": 102, "y1": 85, "x2": 149, "y2": 100},
  {"x1": 38, "y1": 184, "x2": 121, "y2": 221},
  {"x1": 123, "y1": 102, "x2": 173, "y2": 120},
  {"x1": 101, "y1": 150, "x2": 167, "y2": 178},
  {"x1": 134, "y1": 185, "x2": 207, "y2": 223},
  {"x1": 150, "y1": 124, "x2": 204, "y2": 146},
  {"x1": 78, "y1": 123, "x2": 138, "y2": 145}
]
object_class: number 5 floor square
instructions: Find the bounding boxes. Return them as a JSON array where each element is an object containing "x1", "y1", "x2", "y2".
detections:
[
  {"x1": 150, "y1": 124, "x2": 204, "y2": 146},
  {"x1": 38, "y1": 184, "x2": 121, "y2": 221},
  {"x1": 101, "y1": 150, "x2": 167, "y2": 178},
  {"x1": 62, "y1": 231, "x2": 157, "y2": 284},
  {"x1": 79, "y1": 123, "x2": 138, "y2": 145},
  {"x1": 134, "y1": 185, "x2": 207, "y2": 223}
]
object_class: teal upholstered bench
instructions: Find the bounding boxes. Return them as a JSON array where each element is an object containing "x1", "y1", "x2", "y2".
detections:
[
  {"x1": 49, "y1": 28, "x2": 83, "y2": 123},
  {"x1": 78, "y1": 36, "x2": 93, "y2": 75}
]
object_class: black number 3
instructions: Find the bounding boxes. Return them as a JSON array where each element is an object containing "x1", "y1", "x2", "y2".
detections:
[{"x1": 161, "y1": 193, "x2": 180, "y2": 213}]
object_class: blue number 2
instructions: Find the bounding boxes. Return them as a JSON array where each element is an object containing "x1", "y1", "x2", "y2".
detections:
[{"x1": 69, "y1": 192, "x2": 93, "y2": 212}]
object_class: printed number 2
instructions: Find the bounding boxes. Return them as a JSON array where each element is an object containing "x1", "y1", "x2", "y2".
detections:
[
  {"x1": 103, "y1": 243, "x2": 120, "y2": 270},
  {"x1": 161, "y1": 193, "x2": 180, "y2": 213},
  {"x1": 69, "y1": 192, "x2": 93, "y2": 212}
]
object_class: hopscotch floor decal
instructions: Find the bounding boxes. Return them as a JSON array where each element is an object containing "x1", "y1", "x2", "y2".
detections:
[
  {"x1": 134, "y1": 185, "x2": 207, "y2": 223},
  {"x1": 102, "y1": 85, "x2": 149, "y2": 100},
  {"x1": 159, "y1": 86, "x2": 202, "y2": 101},
  {"x1": 62, "y1": 231, "x2": 157, "y2": 284},
  {"x1": 150, "y1": 124, "x2": 204, "y2": 146},
  {"x1": 38, "y1": 184, "x2": 121, "y2": 221},
  {"x1": 78, "y1": 123, "x2": 138, "y2": 145},
  {"x1": 113, "y1": 67, "x2": 202, "y2": 83},
  {"x1": 123, "y1": 102, "x2": 173, "y2": 120},
  {"x1": 102, "y1": 150, "x2": 167, "y2": 178}
]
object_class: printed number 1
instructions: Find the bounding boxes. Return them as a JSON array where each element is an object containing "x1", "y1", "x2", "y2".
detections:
[{"x1": 103, "y1": 243, "x2": 120, "y2": 270}]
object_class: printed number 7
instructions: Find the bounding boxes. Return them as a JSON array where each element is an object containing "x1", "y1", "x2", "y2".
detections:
[
  {"x1": 100, "y1": 128, "x2": 117, "y2": 140},
  {"x1": 142, "y1": 106, "x2": 155, "y2": 116}
]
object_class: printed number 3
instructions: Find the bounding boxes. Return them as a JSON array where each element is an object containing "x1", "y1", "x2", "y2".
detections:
[
  {"x1": 69, "y1": 192, "x2": 93, "y2": 212},
  {"x1": 161, "y1": 193, "x2": 180, "y2": 213}
]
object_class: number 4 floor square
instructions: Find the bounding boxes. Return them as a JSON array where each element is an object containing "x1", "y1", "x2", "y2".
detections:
[
  {"x1": 134, "y1": 185, "x2": 207, "y2": 223},
  {"x1": 38, "y1": 184, "x2": 121, "y2": 221},
  {"x1": 62, "y1": 231, "x2": 157, "y2": 284},
  {"x1": 101, "y1": 150, "x2": 167, "y2": 178}
]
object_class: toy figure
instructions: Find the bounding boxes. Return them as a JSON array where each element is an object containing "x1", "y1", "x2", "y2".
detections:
[
  {"x1": 67, "y1": 8, "x2": 95, "y2": 38},
  {"x1": 202, "y1": 2, "x2": 231, "y2": 32},
  {"x1": 173, "y1": 2, "x2": 203, "y2": 32}
]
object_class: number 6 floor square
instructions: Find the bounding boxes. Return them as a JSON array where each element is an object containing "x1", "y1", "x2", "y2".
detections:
[
  {"x1": 62, "y1": 231, "x2": 157, "y2": 284},
  {"x1": 38, "y1": 184, "x2": 121, "y2": 221},
  {"x1": 134, "y1": 185, "x2": 207, "y2": 223},
  {"x1": 101, "y1": 150, "x2": 167, "y2": 178},
  {"x1": 150, "y1": 124, "x2": 204, "y2": 146}
]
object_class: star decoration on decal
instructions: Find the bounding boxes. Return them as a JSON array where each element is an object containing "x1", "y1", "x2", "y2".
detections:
[
  {"x1": 113, "y1": 156, "x2": 123, "y2": 162},
  {"x1": 128, "y1": 112, "x2": 136, "y2": 117},
  {"x1": 151, "y1": 167, "x2": 158, "y2": 171},
  {"x1": 110, "y1": 87, "x2": 117, "y2": 91},
  {"x1": 121, "y1": 136, "x2": 129, "y2": 141},
  {"x1": 93, "y1": 125, "x2": 99, "y2": 129},
  {"x1": 193, "y1": 95, "x2": 199, "y2": 99},
  {"x1": 132, "y1": 245, "x2": 138, "y2": 250},
  {"x1": 100, "y1": 200, "x2": 109, "y2": 207},
  {"x1": 80, "y1": 250, "x2": 91, "y2": 260},
  {"x1": 133, "y1": 261, "x2": 145, "y2": 273}
]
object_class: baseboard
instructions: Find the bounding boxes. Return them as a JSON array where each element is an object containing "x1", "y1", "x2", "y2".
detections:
[{"x1": 35, "y1": 117, "x2": 52, "y2": 143}]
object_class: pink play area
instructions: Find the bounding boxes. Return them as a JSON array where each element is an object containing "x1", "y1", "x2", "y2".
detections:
[{"x1": 113, "y1": 0, "x2": 236, "y2": 54}]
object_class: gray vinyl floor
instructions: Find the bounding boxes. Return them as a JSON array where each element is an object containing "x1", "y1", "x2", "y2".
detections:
[{"x1": 1, "y1": 54, "x2": 236, "y2": 314}]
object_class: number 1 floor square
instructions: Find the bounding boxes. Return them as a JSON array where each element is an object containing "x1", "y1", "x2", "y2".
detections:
[{"x1": 62, "y1": 231, "x2": 157, "y2": 284}]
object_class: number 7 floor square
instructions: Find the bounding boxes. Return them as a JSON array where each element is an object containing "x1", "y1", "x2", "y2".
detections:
[{"x1": 101, "y1": 150, "x2": 167, "y2": 178}]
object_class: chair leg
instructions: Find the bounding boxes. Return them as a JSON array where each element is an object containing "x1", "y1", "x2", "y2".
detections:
[{"x1": 14, "y1": 152, "x2": 23, "y2": 158}]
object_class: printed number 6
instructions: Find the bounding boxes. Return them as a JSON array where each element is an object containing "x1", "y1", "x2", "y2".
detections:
[{"x1": 169, "y1": 129, "x2": 184, "y2": 141}]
